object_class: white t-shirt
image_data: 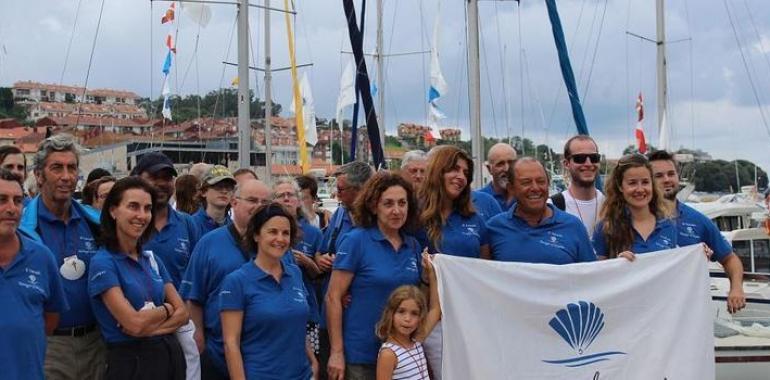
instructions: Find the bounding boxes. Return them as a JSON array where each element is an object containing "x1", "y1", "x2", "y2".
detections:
[{"x1": 561, "y1": 189, "x2": 605, "y2": 237}]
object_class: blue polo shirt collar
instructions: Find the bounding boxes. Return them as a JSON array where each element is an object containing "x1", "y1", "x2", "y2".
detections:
[
  {"x1": 38, "y1": 200, "x2": 82, "y2": 224},
  {"x1": 509, "y1": 203, "x2": 561, "y2": 228},
  {"x1": 633, "y1": 218, "x2": 670, "y2": 241},
  {"x1": 249, "y1": 260, "x2": 295, "y2": 282},
  {"x1": 1, "y1": 232, "x2": 35, "y2": 273},
  {"x1": 367, "y1": 226, "x2": 409, "y2": 245}
]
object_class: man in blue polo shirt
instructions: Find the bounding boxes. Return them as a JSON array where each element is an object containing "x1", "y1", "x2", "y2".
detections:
[
  {"x1": 181, "y1": 178, "x2": 271, "y2": 380},
  {"x1": 476, "y1": 143, "x2": 517, "y2": 211},
  {"x1": 0, "y1": 168, "x2": 68, "y2": 380},
  {"x1": 487, "y1": 157, "x2": 596, "y2": 264},
  {"x1": 131, "y1": 151, "x2": 201, "y2": 379},
  {"x1": 19, "y1": 134, "x2": 105, "y2": 380},
  {"x1": 192, "y1": 165, "x2": 236, "y2": 237},
  {"x1": 649, "y1": 150, "x2": 746, "y2": 313},
  {"x1": 316, "y1": 160, "x2": 372, "y2": 380}
]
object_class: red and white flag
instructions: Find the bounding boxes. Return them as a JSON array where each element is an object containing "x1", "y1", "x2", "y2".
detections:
[
  {"x1": 635, "y1": 92, "x2": 647, "y2": 154},
  {"x1": 161, "y1": 3, "x2": 176, "y2": 24}
]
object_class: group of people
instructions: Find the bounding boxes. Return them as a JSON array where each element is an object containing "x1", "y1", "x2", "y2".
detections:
[{"x1": 0, "y1": 132, "x2": 749, "y2": 380}]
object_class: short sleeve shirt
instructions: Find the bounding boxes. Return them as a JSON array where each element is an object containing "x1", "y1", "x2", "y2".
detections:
[
  {"x1": 0, "y1": 234, "x2": 68, "y2": 380},
  {"x1": 219, "y1": 261, "x2": 312, "y2": 380},
  {"x1": 471, "y1": 191, "x2": 504, "y2": 220},
  {"x1": 333, "y1": 227, "x2": 422, "y2": 364},
  {"x1": 675, "y1": 201, "x2": 733, "y2": 262},
  {"x1": 592, "y1": 218, "x2": 678, "y2": 258},
  {"x1": 144, "y1": 206, "x2": 200, "y2": 289},
  {"x1": 88, "y1": 248, "x2": 172, "y2": 343},
  {"x1": 487, "y1": 204, "x2": 597, "y2": 264}
]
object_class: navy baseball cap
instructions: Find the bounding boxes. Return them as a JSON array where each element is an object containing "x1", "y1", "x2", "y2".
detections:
[{"x1": 131, "y1": 152, "x2": 178, "y2": 176}]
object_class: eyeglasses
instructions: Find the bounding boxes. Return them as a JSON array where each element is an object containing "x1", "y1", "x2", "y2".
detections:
[
  {"x1": 569, "y1": 153, "x2": 601, "y2": 164},
  {"x1": 236, "y1": 196, "x2": 270, "y2": 206},
  {"x1": 274, "y1": 191, "x2": 297, "y2": 200}
]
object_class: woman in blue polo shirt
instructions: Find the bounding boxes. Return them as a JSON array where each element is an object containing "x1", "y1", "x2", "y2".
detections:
[
  {"x1": 417, "y1": 145, "x2": 490, "y2": 379},
  {"x1": 88, "y1": 176, "x2": 189, "y2": 380},
  {"x1": 219, "y1": 203, "x2": 315, "y2": 380},
  {"x1": 272, "y1": 177, "x2": 323, "y2": 355},
  {"x1": 326, "y1": 172, "x2": 422, "y2": 380},
  {"x1": 593, "y1": 154, "x2": 676, "y2": 259}
]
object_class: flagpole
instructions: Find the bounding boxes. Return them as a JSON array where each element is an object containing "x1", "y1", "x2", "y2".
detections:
[
  {"x1": 467, "y1": 0, "x2": 483, "y2": 189},
  {"x1": 263, "y1": 0, "x2": 273, "y2": 185},
  {"x1": 237, "y1": 0, "x2": 251, "y2": 170}
]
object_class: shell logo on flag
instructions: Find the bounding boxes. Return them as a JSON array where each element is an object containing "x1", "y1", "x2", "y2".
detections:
[{"x1": 542, "y1": 301, "x2": 626, "y2": 367}]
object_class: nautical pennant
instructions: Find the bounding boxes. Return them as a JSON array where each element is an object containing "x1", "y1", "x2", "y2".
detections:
[
  {"x1": 428, "y1": 13, "x2": 448, "y2": 129},
  {"x1": 161, "y1": 3, "x2": 176, "y2": 24},
  {"x1": 336, "y1": 59, "x2": 357, "y2": 130},
  {"x1": 290, "y1": 72, "x2": 318, "y2": 146},
  {"x1": 160, "y1": 2, "x2": 177, "y2": 121},
  {"x1": 635, "y1": 92, "x2": 647, "y2": 154}
]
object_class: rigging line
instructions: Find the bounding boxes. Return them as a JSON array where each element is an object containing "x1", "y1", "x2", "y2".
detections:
[
  {"x1": 580, "y1": 0, "x2": 609, "y2": 104},
  {"x1": 74, "y1": 0, "x2": 107, "y2": 130},
  {"x1": 479, "y1": 22, "x2": 500, "y2": 142},
  {"x1": 60, "y1": 0, "x2": 84, "y2": 85},
  {"x1": 722, "y1": 0, "x2": 770, "y2": 140},
  {"x1": 178, "y1": 24, "x2": 202, "y2": 100},
  {"x1": 624, "y1": 0, "x2": 632, "y2": 146},
  {"x1": 576, "y1": 0, "x2": 600, "y2": 94},
  {"x1": 213, "y1": 14, "x2": 238, "y2": 121},
  {"x1": 682, "y1": 0, "x2": 695, "y2": 148},
  {"x1": 149, "y1": 1, "x2": 154, "y2": 145},
  {"x1": 419, "y1": 0, "x2": 427, "y2": 125},
  {"x1": 492, "y1": 0, "x2": 510, "y2": 140},
  {"x1": 517, "y1": 1, "x2": 523, "y2": 143},
  {"x1": 463, "y1": 0, "x2": 471, "y2": 140},
  {"x1": 742, "y1": 0, "x2": 770, "y2": 100}
]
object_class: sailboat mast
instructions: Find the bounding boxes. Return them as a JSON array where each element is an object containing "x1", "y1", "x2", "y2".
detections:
[
  {"x1": 656, "y1": 0, "x2": 668, "y2": 150},
  {"x1": 375, "y1": 0, "x2": 386, "y2": 158},
  {"x1": 467, "y1": 0, "x2": 483, "y2": 189},
  {"x1": 264, "y1": 0, "x2": 273, "y2": 184},
  {"x1": 237, "y1": 0, "x2": 251, "y2": 170}
]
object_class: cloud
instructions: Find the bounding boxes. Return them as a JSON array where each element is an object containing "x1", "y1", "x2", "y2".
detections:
[{"x1": 39, "y1": 16, "x2": 64, "y2": 34}]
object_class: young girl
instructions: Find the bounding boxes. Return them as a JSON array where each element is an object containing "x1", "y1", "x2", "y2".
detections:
[{"x1": 375, "y1": 253, "x2": 441, "y2": 380}]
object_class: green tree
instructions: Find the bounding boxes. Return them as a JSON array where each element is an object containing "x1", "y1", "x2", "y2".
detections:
[{"x1": 0, "y1": 87, "x2": 28, "y2": 120}]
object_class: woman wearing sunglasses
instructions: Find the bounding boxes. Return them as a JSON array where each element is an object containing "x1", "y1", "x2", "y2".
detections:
[{"x1": 592, "y1": 154, "x2": 676, "y2": 260}]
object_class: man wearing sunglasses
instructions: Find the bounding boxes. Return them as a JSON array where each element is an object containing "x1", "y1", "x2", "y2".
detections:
[{"x1": 550, "y1": 135, "x2": 605, "y2": 236}]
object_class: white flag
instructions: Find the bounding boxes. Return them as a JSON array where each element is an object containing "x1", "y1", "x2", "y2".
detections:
[
  {"x1": 335, "y1": 59, "x2": 357, "y2": 128},
  {"x1": 434, "y1": 245, "x2": 714, "y2": 380},
  {"x1": 428, "y1": 14, "x2": 448, "y2": 129},
  {"x1": 181, "y1": 2, "x2": 212, "y2": 28},
  {"x1": 290, "y1": 72, "x2": 318, "y2": 146},
  {"x1": 162, "y1": 96, "x2": 172, "y2": 120}
]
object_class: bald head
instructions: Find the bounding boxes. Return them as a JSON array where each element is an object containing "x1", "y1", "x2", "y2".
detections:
[
  {"x1": 189, "y1": 162, "x2": 212, "y2": 180},
  {"x1": 486, "y1": 143, "x2": 518, "y2": 190},
  {"x1": 232, "y1": 179, "x2": 271, "y2": 230}
]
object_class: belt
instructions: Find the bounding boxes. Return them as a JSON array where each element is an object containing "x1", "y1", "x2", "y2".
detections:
[{"x1": 52, "y1": 324, "x2": 97, "y2": 337}]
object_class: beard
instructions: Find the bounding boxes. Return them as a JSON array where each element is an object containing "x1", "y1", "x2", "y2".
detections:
[
  {"x1": 663, "y1": 189, "x2": 678, "y2": 201},
  {"x1": 493, "y1": 174, "x2": 509, "y2": 189},
  {"x1": 570, "y1": 171, "x2": 596, "y2": 189}
]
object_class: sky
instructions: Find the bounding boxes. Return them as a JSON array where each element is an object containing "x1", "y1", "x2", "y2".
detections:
[{"x1": 1, "y1": 0, "x2": 769, "y2": 174}]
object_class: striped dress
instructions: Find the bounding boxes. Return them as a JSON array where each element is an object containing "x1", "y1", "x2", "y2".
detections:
[{"x1": 380, "y1": 341, "x2": 431, "y2": 380}]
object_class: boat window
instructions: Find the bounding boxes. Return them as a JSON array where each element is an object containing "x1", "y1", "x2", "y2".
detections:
[
  {"x1": 715, "y1": 216, "x2": 743, "y2": 232},
  {"x1": 753, "y1": 239, "x2": 770, "y2": 274},
  {"x1": 732, "y1": 240, "x2": 752, "y2": 272}
]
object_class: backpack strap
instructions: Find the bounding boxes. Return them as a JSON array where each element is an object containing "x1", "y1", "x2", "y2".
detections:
[{"x1": 550, "y1": 192, "x2": 566, "y2": 211}]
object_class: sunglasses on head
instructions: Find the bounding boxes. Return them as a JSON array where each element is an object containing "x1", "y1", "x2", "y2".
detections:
[{"x1": 570, "y1": 153, "x2": 601, "y2": 164}]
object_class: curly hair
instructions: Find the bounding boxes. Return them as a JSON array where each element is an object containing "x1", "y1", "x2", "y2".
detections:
[
  {"x1": 174, "y1": 174, "x2": 201, "y2": 214},
  {"x1": 600, "y1": 154, "x2": 673, "y2": 257},
  {"x1": 419, "y1": 145, "x2": 475, "y2": 249},
  {"x1": 350, "y1": 171, "x2": 418, "y2": 233},
  {"x1": 375, "y1": 285, "x2": 427, "y2": 341}
]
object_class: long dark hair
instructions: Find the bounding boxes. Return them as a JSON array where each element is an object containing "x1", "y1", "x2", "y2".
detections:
[
  {"x1": 244, "y1": 202, "x2": 300, "y2": 254},
  {"x1": 99, "y1": 177, "x2": 158, "y2": 253},
  {"x1": 419, "y1": 145, "x2": 475, "y2": 249},
  {"x1": 600, "y1": 154, "x2": 672, "y2": 257}
]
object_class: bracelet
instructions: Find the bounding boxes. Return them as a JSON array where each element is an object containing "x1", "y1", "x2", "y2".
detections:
[{"x1": 161, "y1": 304, "x2": 171, "y2": 320}]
